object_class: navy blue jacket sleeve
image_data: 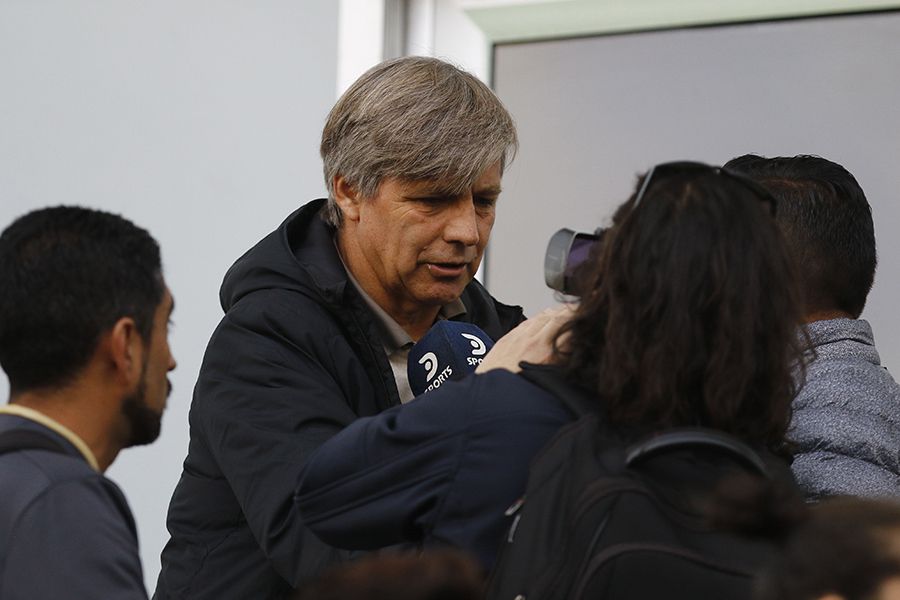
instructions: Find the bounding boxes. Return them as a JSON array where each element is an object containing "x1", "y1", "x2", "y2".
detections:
[
  {"x1": 2, "y1": 477, "x2": 147, "y2": 600},
  {"x1": 295, "y1": 383, "x2": 475, "y2": 548},
  {"x1": 295, "y1": 370, "x2": 573, "y2": 568}
]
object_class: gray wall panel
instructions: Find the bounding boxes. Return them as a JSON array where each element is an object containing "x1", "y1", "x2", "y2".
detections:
[{"x1": 491, "y1": 11, "x2": 900, "y2": 371}]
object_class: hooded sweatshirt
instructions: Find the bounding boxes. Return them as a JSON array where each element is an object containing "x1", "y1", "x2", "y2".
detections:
[{"x1": 154, "y1": 199, "x2": 524, "y2": 600}]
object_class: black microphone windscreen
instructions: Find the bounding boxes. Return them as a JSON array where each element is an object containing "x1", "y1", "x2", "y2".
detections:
[{"x1": 407, "y1": 321, "x2": 494, "y2": 396}]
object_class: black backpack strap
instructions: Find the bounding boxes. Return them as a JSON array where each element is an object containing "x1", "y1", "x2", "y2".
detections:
[
  {"x1": 0, "y1": 429, "x2": 72, "y2": 457},
  {"x1": 517, "y1": 362, "x2": 598, "y2": 418},
  {"x1": 626, "y1": 428, "x2": 770, "y2": 477}
]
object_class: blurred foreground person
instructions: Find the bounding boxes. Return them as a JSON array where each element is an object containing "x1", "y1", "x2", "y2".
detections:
[
  {"x1": 725, "y1": 154, "x2": 899, "y2": 500},
  {"x1": 758, "y1": 497, "x2": 900, "y2": 600},
  {"x1": 296, "y1": 161, "x2": 806, "y2": 598},
  {"x1": 292, "y1": 550, "x2": 484, "y2": 600},
  {"x1": 0, "y1": 207, "x2": 176, "y2": 599}
]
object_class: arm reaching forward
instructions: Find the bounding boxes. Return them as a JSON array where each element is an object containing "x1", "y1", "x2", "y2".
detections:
[{"x1": 476, "y1": 305, "x2": 575, "y2": 374}]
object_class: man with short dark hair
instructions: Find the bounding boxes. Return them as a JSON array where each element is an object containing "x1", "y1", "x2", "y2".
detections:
[
  {"x1": 725, "y1": 154, "x2": 900, "y2": 499},
  {"x1": 0, "y1": 206, "x2": 176, "y2": 599},
  {"x1": 155, "y1": 56, "x2": 523, "y2": 599}
]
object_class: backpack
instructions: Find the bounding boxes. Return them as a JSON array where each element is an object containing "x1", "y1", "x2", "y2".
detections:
[{"x1": 486, "y1": 364, "x2": 780, "y2": 600}]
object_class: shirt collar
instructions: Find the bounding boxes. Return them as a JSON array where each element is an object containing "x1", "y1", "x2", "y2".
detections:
[
  {"x1": 335, "y1": 238, "x2": 466, "y2": 351},
  {"x1": 0, "y1": 404, "x2": 100, "y2": 471},
  {"x1": 804, "y1": 317, "x2": 875, "y2": 348}
]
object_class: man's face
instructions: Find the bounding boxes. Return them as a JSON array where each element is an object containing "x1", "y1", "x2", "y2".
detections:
[
  {"x1": 123, "y1": 287, "x2": 176, "y2": 447},
  {"x1": 346, "y1": 162, "x2": 502, "y2": 319}
]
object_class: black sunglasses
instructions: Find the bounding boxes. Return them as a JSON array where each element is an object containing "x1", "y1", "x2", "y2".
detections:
[{"x1": 633, "y1": 160, "x2": 778, "y2": 216}]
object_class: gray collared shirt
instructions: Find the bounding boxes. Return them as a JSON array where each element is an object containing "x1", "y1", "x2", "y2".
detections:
[{"x1": 338, "y1": 247, "x2": 466, "y2": 404}]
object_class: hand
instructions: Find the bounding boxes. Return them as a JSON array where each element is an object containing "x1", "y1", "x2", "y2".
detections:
[{"x1": 476, "y1": 305, "x2": 575, "y2": 374}]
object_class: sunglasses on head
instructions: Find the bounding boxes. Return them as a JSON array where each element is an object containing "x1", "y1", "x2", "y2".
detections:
[{"x1": 632, "y1": 160, "x2": 778, "y2": 216}]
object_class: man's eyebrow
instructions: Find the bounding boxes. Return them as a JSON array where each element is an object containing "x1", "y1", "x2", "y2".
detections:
[
  {"x1": 404, "y1": 183, "x2": 502, "y2": 198},
  {"x1": 404, "y1": 184, "x2": 457, "y2": 197},
  {"x1": 168, "y1": 297, "x2": 176, "y2": 317},
  {"x1": 475, "y1": 185, "x2": 502, "y2": 196}
]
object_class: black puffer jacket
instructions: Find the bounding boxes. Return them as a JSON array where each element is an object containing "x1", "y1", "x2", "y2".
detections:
[{"x1": 154, "y1": 199, "x2": 524, "y2": 600}]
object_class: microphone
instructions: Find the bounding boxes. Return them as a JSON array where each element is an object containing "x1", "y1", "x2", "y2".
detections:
[{"x1": 407, "y1": 321, "x2": 495, "y2": 396}]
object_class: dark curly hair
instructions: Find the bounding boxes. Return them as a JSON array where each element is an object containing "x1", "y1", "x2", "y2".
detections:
[{"x1": 555, "y1": 165, "x2": 806, "y2": 453}]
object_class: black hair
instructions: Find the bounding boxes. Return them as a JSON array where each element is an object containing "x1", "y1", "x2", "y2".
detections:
[
  {"x1": 724, "y1": 154, "x2": 876, "y2": 318},
  {"x1": 0, "y1": 206, "x2": 163, "y2": 394}
]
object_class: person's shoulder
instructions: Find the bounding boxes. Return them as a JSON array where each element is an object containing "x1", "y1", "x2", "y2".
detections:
[
  {"x1": 465, "y1": 369, "x2": 569, "y2": 420},
  {"x1": 1, "y1": 448, "x2": 92, "y2": 524},
  {"x1": 30, "y1": 459, "x2": 129, "y2": 509},
  {"x1": 225, "y1": 283, "x2": 336, "y2": 326},
  {"x1": 219, "y1": 200, "x2": 339, "y2": 312},
  {"x1": 473, "y1": 368, "x2": 544, "y2": 390},
  {"x1": 2, "y1": 445, "x2": 96, "y2": 488},
  {"x1": 458, "y1": 281, "x2": 525, "y2": 339},
  {"x1": 5, "y1": 457, "x2": 135, "y2": 538},
  {"x1": 801, "y1": 350, "x2": 900, "y2": 408},
  {"x1": 2, "y1": 470, "x2": 145, "y2": 599},
  {"x1": 401, "y1": 370, "x2": 555, "y2": 417}
]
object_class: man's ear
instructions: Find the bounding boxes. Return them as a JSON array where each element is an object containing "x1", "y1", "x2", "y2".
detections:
[
  {"x1": 108, "y1": 317, "x2": 144, "y2": 386},
  {"x1": 333, "y1": 176, "x2": 361, "y2": 223}
]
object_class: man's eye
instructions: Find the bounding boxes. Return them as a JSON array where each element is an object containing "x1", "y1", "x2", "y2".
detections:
[{"x1": 475, "y1": 196, "x2": 497, "y2": 208}]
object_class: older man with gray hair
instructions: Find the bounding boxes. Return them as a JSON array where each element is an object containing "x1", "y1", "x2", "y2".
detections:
[{"x1": 154, "y1": 57, "x2": 522, "y2": 600}]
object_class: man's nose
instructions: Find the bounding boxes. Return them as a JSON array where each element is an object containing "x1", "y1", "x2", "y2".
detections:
[{"x1": 443, "y1": 197, "x2": 480, "y2": 246}]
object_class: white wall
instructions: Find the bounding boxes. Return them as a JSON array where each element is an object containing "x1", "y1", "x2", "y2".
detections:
[
  {"x1": 336, "y1": 0, "x2": 387, "y2": 95},
  {"x1": 408, "y1": 0, "x2": 491, "y2": 80},
  {"x1": 0, "y1": 0, "x2": 338, "y2": 590}
]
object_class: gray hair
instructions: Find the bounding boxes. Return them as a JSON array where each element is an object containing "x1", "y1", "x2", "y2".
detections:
[{"x1": 320, "y1": 56, "x2": 518, "y2": 227}]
